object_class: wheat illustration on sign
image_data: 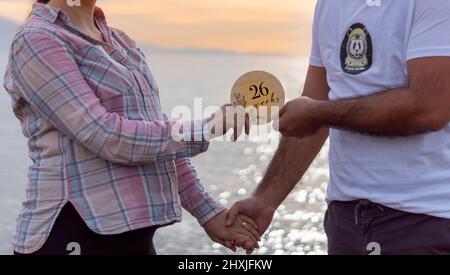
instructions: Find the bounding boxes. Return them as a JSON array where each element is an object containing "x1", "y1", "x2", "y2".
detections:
[{"x1": 230, "y1": 71, "x2": 285, "y2": 125}]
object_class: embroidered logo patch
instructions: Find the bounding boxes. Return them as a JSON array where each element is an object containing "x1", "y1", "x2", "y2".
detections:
[{"x1": 340, "y1": 23, "x2": 373, "y2": 75}]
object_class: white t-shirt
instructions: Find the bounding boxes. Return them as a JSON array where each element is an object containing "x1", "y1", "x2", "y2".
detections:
[{"x1": 310, "y1": 0, "x2": 450, "y2": 218}]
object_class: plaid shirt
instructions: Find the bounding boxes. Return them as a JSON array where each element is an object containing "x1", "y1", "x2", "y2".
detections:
[{"x1": 3, "y1": 3, "x2": 224, "y2": 254}]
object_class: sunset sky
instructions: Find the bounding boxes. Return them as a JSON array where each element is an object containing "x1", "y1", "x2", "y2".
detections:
[{"x1": 0, "y1": 0, "x2": 317, "y2": 55}]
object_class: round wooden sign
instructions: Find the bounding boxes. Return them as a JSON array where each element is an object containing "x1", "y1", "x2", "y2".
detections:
[{"x1": 230, "y1": 71, "x2": 285, "y2": 124}]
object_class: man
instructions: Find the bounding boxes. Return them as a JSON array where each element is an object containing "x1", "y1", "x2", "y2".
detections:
[{"x1": 226, "y1": 0, "x2": 450, "y2": 255}]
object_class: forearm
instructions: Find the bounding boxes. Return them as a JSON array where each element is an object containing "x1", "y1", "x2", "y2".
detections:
[
  {"x1": 252, "y1": 65, "x2": 329, "y2": 208},
  {"x1": 86, "y1": 118, "x2": 208, "y2": 165},
  {"x1": 254, "y1": 128, "x2": 328, "y2": 208},
  {"x1": 318, "y1": 88, "x2": 449, "y2": 136},
  {"x1": 176, "y1": 158, "x2": 225, "y2": 225}
]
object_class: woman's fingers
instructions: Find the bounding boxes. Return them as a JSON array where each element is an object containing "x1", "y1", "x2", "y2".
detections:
[
  {"x1": 205, "y1": 105, "x2": 252, "y2": 141},
  {"x1": 245, "y1": 113, "x2": 251, "y2": 135},
  {"x1": 234, "y1": 236, "x2": 254, "y2": 250},
  {"x1": 234, "y1": 237, "x2": 256, "y2": 255},
  {"x1": 233, "y1": 118, "x2": 245, "y2": 142},
  {"x1": 232, "y1": 107, "x2": 246, "y2": 142},
  {"x1": 215, "y1": 105, "x2": 248, "y2": 141},
  {"x1": 232, "y1": 111, "x2": 241, "y2": 142},
  {"x1": 231, "y1": 233, "x2": 258, "y2": 254},
  {"x1": 224, "y1": 240, "x2": 237, "y2": 251},
  {"x1": 244, "y1": 241, "x2": 256, "y2": 255},
  {"x1": 212, "y1": 235, "x2": 236, "y2": 252},
  {"x1": 234, "y1": 237, "x2": 244, "y2": 247},
  {"x1": 234, "y1": 228, "x2": 259, "y2": 248}
]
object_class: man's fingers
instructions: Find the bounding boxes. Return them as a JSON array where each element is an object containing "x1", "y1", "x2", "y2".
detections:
[{"x1": 226, "y1": 203, "x2": 242, "y2": 226}]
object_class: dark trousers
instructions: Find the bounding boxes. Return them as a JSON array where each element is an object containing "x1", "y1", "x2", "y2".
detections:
[
  {"x1": 325, "y1": 200, "x2": 450, "y2": 255},
  {"x1": 15, "y1": 203, "x2": 158, "y2": 255}
]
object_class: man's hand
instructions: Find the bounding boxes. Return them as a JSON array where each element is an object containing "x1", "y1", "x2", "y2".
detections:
[
  {"x1": 203, "y1": 210, "x2": 261, "y2": 254},
  {"x1": 226, "y1": 196, "x2": 276, "y2": 236},
  {"x1": 223, "y1": 66, "x2": 329, "y2": 243},
  {"x1": 274, "y1": 58, "x2": 450, "y2": 138},
  {"x1": 223, "y1": 66, "x2": 329, "y2": 249},
  {"x1": 274, "y1": 97, "x2": 325, "y2": 139}
]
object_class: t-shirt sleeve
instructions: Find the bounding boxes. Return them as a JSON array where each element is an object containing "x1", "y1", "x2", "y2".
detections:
[
  {"x1": 407, "y1": 0, "x2": 450, "y2": 61},
  {"x1": 309, "y1": 0, "x2": 325, "y2": 67}
]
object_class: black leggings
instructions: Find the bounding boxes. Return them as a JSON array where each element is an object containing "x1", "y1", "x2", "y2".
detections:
[{"x1": 15, "y1": 203, "x2": 158, "y2": 255}]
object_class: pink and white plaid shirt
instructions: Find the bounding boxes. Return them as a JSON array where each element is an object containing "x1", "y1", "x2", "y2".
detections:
[{"x1": 3, "y1": 3, "x2": 224, "y2": 254}]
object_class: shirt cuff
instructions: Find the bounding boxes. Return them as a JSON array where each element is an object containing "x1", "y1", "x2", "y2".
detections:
[
  {"x1": 185, "y1": 140, "x2": 210, "y2": 159},
  {"x1": 406, "y1": 47, "x2": 450, "y2": 61},
  {"x1": 173, "y1": 120, "x2": 210, "y2": 142},
  {"x1": 186, "y1": 193, "x2": 226, "y2": 226}
]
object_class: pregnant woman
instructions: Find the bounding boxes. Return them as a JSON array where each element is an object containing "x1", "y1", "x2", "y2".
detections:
[{"x1": 3, "y1": 0, "x2": 259, "y2": 255}]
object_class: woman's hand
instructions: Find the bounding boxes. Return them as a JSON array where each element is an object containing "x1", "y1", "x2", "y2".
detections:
[
  {"x1": 205, "y1": 104, "x2": 250, "y2": 141},
  {"x1": 203, "y1": 210, "x2": 261, "y2": 254}
]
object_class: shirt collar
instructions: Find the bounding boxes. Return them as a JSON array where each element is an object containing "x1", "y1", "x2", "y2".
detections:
[{"x1": 32, "y1": 2, "x2": 107, "y2": 24}]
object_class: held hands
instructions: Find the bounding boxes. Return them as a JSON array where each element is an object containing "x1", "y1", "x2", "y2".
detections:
[
  {"x1": 203, "y1": 210, "x2": 261, "y2": 254},
  {"x1": 205, "y1": 104, "x2": 250, "y2": 141},
  {"x1": 226, "y1": 196, "x2": 276, "y2": 237}
]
